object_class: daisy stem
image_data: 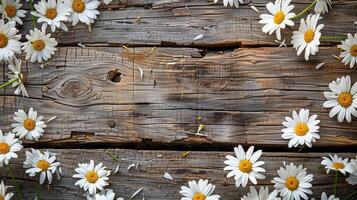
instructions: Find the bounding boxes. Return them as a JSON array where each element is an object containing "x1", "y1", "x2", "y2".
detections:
[
  {"x1": 343, "y1": 190, "x2": 357, "y2": 200},
  {"x1": 320, "y1": 36, "x2": 348, "y2": 41},
  {"x1": 333, "y1": 171, "x2": 339, "y2": 196},
  {"x1": 36, "y1": 182, "x2": 41, "y2": 200},
  {"x1": 290, "y1": 0, "x2": 318, "y2": 20},
  {"x1": 7, "y1": 165, "x2": 23, "y2": 200},
  {"x1": 0, "y1": 78, "x2": 18, "y2": 90},
  {"x1": 28, "y1": 0, "x2": 37, "y2": 27}
]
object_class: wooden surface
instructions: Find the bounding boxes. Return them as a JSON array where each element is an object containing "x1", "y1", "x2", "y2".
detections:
[
  {"x1": 0, "y1": 0, "x2": 357, "y2": 199},
  {"x1": 0, "y1": 149, "x2": 355, "y2": 199}
]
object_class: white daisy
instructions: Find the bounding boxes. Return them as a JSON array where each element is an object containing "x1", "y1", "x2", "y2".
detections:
[
  {"x1": 241, "y1": 186, "x2": 281, "y2": 200},
  {"x1": 73, "y1": 160, "x2": 111, "y2": 195},
  {"x1": 7, "y1": 57, "x2": 28, "y2": 97},
  {"x1": 291, "y1": 14, "x2": 324, "y2": 61},
  {"x1": 0, "y1": 0, "x2": 26, "y2": 25},
  {"x1": 281, "y1": 108, "x2": 320, "y2": 148},
  {"x1": 86, "y1": 189, "x2": 117, "y2": 200},
  {"x1": 314, "y1": 0, "x2": 332, "y2": 14},
  {"x1": 23, "y1": 148, "x2": 61, "y2": 184},
  {"x1": 346, "y1": 156, "x2": 357, "y2": 185},
  {"x1": 318, "y1": 192, "x2": 339, "y2": 200},
  {"x1": 22, "y1": 26, "x2": 58, "y2": 64},
  {"x1": 259, "y1": 0, "x2": 295, "y2": 40},
  {"x1": 213, "y1": 0, "x2": 243, "y2": 8},
  {"x1": 179, "y1": 179, "x2": 221, "y2": 200},
  {"x1": 0, "y1": 131, "x2": 22, "y2": 167},
  {"x1": 0, "y1": 19, "x2": 21, "y2": 61},
  {"x1": 272, "y1": 163, "x2": 313, "y2": 200},
  {"x1": 323, "y1": 75, "x2": 357, "y2": 123},
  {"x1": 67, "y1": 0, "x2": 100, "y2": 26},
  {"x1": 0, "y1": 181, "x2": 14, "y2": 200},
  {"x1": 11, "y1": 107, "x2": 47, "y2": 141},
  {"x1": 31, "y1": 0, "x2": 71, "y2": 32},
  {"x1": 321, "y1": 154, "x2": 353, "y2": 175},
  {"x1": 338, "y1": 33, "x2": 357, "y2": 68},
  {"x1": 224, "y1": 145, "x2": 265, "y2": 188}
]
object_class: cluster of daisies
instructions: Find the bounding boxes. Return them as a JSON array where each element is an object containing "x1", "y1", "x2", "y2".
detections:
[
  {"x1": 180, "y1": 145, "x2": 357, "y2": 200},
  {"x1": 0, "y1": 0, "x2": 114, "y2": 97}
]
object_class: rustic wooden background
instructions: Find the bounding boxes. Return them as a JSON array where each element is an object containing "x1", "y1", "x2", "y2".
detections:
[{"x1": 0, "y1": 0, "x2": 357, "y2": 199}]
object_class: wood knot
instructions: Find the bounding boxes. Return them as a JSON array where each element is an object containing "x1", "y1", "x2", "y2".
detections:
[
  {"x1": 59, "y1": 78, "x2": 91, "y2": 99},
  {"x1": 107, "y1": 69, "x2": 123, "y2": 83}
]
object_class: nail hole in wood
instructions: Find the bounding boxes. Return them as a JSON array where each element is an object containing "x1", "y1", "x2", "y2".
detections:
[{"x1": 107, "y1": 70, "x2": 122, "y2": 83}]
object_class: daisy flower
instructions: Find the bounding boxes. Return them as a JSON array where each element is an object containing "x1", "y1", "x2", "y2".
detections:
[
  {"x1": 291, "y1": 14, "x2": 324, "y2": 61},
  {"x1": 281, "y1": 108, "x2": 320, "y2": 148},
  {"x1": 0, "y1": 0, "x2": 26, "y2": 25},
  {"x1": 241, "y1": 186, "x2": 280, "y2": 200},
  {"x1": 86, "y1": 189, "x2": 118, "y2": 200},
  {"x1": 22, "y1": 26, "x2": 58, "y2": 64},
  {"x1": 321, "y1": 154, "x2": 353, "y2": 175},
  {"x1": 31, "y1": 0, "x2": 71, "y2": 32},
  {"x1": 23, "y1": 149, "x2": 61, "y2": 184},
  {"x1": 7, "y1": 57, "x2": 28, "y2": 97},
  {"x1": 317, "y1": 192, "x2": 339, "y2": 200},
  {"x1": 0, "y1": 19, "x2": 21, "y2": 61},
  {"x1": 213, "y1": 0, "x2": 243, "y2": 8},
  {"x1": 73, "y1": 160, "x2": 111, "y2": 195},
  {"x1": 0, "y1": 131, "x2": 23, "y2": 167},
  {"x1": 67, "y1": 0, "x2": 100, "y2": 26},
  {"x1": 272, "y1": 163, "x2": 313, "y2": 200},
  {"x1": 314, "y1": 0, "x2": 332, "y2": 14},
  {"x1": 0, "y1": 181, "x2": 14, "y2": 200},
  {"x1": 224, "y1": 145, "x2": 265, "y2": 188},
  {"x1": 179, "y1": 179, "x2": 221, "y2": 200},
  {"x1": 323, "y1": 75, "x2": 357, "y2": 123},
  {"x1": 338, "y1": 33, "x2": 357, "y2": 68},
  {"x1": 11, "y1": 107, "x2": 47, "y2": 141},
  {"x1": 346, "y1": 156, "x2": 357, "y2": 185},
  {"x1": 259, "y1": 0, "x2": 295, "y2": 41}
]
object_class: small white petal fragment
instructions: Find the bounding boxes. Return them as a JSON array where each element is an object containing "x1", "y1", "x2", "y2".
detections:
[
  {"x1": 193, "y1": 34, "x2": 204, "y2": 41},
  {"x1": 138, "y1": 67, "x2": 144, "y2": 80},
  {"x1": 127, "y1": 163, "x2": 136, "y2": 171},
  {"x1": 275, "y1": 39, "x2": 287, "y2": 48},
  {"x1": 78, "y1": 42, "x2": 86, "y2": 48},
  {"x1": 250, "y1": 5, "x2": 259, "y2": 13},
  {"x1": 130, "y1": 188, "x2": 143, "y2": 199},
  {"x1": 40, "y1": 63, "x2": 45, "y2": 69},
  {"x1": 332, "y1": 54, "x2": 342, "y2": 61},
  {"x1": 315, "y1": 62, "x2": 326, "y2": 70},
  {"x1": 46, "y1": 116, "x2": 57, "y2": 123},
  {"x1": 197, "y1": 124, "x2": 206, "y2": 135},
  {"x1": 114, "y1": 165, "x2": 120, "y2": 174},
  {"x1": 166, "y1": 62, "x2": 177, "y2": 66},
  {"x1": 163, "y1": 172, "x2": 173, "y2": 180}
]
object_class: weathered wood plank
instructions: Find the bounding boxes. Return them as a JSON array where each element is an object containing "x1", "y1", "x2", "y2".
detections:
[
  {"x1": 0, "y1": 149, "x2": 355, "y2": 199},
  {"x1": 0, "y1": 46, "x2": 356, "y2": 148},
  {"x1": 21, "y1": 0, "x2": 357, "y2": 47}
]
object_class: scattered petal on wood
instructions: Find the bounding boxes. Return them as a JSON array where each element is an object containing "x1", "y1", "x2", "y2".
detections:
[
  {"x1": 355, "y1": 21, "x2": 357, "y2": 25},
  {"x1": 135, "y1": 162, "x2": 140, "y2": 171},
  {"x1": 197, "y1": 124, "x2": 206, "y2": 134},
  {"x1": 130, "y1": 188, "x2": 143, "y2": 199},
  {"x1": 332, "y1": 54, "x2": 342, "y2": 61},
  {"x1": 182, "y1": 151, "x2": 191, "y2": 158},
  {"x1": 250, "y1": 5, "x2": 259, "y2": 13},
  {"x1": 127, "y1": 163, "x2": 136, "y2": 171},
  {"x1": 274, "y1": 39, "x2": 287, "y2": 48},
  {"x1": 46, "y1": 116, "x2": 57, "y2": 123},
  {"x1": 114, "y1": 165, "x2": 120, "y2": 174},
  {"x1": 315, "y1": 62, "x2": 326, "y2": 70},
  {"x1": 164, "y1": 172, "x2": 173, "y2": 180},
  {"x1": 157, "y1": 154, "x2": 163, "y2": 158},
  {"x1": 78, "y1": 42, "x2": 85, "y2": 48},
  {"x1": 138, "y1": 67, "x2": 144, "y2": 80},
  {"x1": 88, "y1": 24, "x2": 92, "y2": 32},
  {"x1": 193, "y1": 34, "x2": 204, "y2": 41},
  {"x1": 122, "y1": 45, "x2": 130, "y2": 51},
  {"x1": 135, "y1": 16, "x2": 142, "y2": 23},
  {"x1": 40, "y1": 63, "x2": 45, "y2": 69},
  {"x1": 166, "y1": 62, "x2": 177, "y2": 66}
]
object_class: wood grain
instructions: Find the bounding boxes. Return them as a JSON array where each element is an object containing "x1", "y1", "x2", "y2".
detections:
[
  {"x1": 0, "y1": 46, "x2": 356, "y2": 148},
  {"x1": 21, "y1": 0, "x2": 357, "y2": 47},
  {"x1": 0, "y1": 149, "x2": 355, "y2": 200}
]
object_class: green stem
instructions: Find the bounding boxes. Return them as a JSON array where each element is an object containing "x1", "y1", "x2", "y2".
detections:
[
  {"x1": 36, "y1": 182, "x2": 41, "y2": 200},
  {"x1": 105, "y1": 150, "x2": 119, "y2": 161},
  {"x1": 290, "y1": 0, "x2": 318, "y2": 20},
  {"x1": 28, "y1": 0, "x2": 37, "y2": 27},
  {"x1": 320, "y1": 36, "x2": 347, "y2": 41},
  {"x1": 7, "y1": 165, "x2": 23, "y2": 200},
  {"x1": 343, "y1": 190, "x2": 357, "y2": 200},
  {"x1": 0, "y1": 78, "x2": 18, "y2": 90},
  {"x1": 333, "y1": 171, "x2": 339, "y2": 196}
]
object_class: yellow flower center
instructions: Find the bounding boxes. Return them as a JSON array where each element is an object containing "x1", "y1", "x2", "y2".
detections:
[
  {"x1": 36, "y1": 160, "x2": 50, "y2": 171},
  {"x1": 338, "y1": 92, "x2": 352, "y2": 107},
  {"x1": 45, "y1": 8, "x2": 57, "y2": 19},
  {"x1": 0, "y1": 34, "x2": 8, "y2": 48},
  {"x1": 285, "y1": 176, "x2": 299, "y2": 191},
  {"x1": 294, "y1": 123, "x2": 309, "y2": 136},
  {"x1": 350, "y1": 45, "x2": 357, "y2": 57},
  {"x1": 332, "y1": 162, "x2": 345, "y2": 170},
  {"x1": 86, "y1": 171, "x2": 99, "y2": 183},
  {"x1": 5, "y1": 5, "x2": 17, "y2": 17},
  {"x1": 239, "y1": 159, "x2": 253, "y2": 173},
  {"x1": 304, "y1": 29, "x2": 315, "y2": 43},
  {"x1": 0, "y1": 143, "x2": 10, "y2": 154},
  {"x1": 72, "y1": 0, "x2": 85, "y2": 13},
  {"x1": 0, "y1": 195, "x2": 4, "y2": 200},
  {"x1": 192, "y1": 192, "x2": 206, "y2": 200},
  {"x1": 32, "y1": 40, "x2": 45, "y2": 51},
  {"x1": 274, "y1": 11, "x2": 285, "y2": 25},
  {"x1": 23, "y1": 119, "x2": 36, "y2": 131}
]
